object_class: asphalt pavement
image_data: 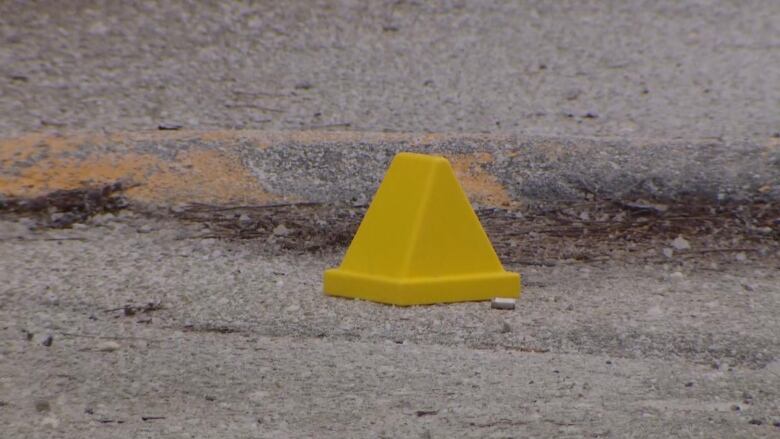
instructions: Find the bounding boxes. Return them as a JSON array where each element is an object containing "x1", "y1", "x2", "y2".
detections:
[{"x1": 1, "y1": 0, "x2": 778, "y2": 141}]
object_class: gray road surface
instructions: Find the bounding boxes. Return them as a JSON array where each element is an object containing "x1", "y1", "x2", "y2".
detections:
[
  {"x1": 1, "y1": 216, "x2": 779, "y2": 438},
  {"x1": 1, "y1": 0, "x2": 779, "y2": 140}
]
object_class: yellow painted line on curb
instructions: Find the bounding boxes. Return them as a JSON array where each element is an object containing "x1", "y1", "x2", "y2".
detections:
[
  {"x1": 1, "y1": 130, "x2": 517, "y2": 207},
  {"x1": 449, "y1": 152, "x2": 513, "y2": 207}
]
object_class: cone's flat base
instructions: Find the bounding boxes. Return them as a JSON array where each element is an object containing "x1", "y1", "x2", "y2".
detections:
[{"x1": 323, "y1": 269, "x2": 521, "y2": 306}]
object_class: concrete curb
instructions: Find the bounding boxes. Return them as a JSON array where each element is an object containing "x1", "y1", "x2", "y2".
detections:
[{"x1": 2, "y1": 130, "x2": 778, "y2": 209}]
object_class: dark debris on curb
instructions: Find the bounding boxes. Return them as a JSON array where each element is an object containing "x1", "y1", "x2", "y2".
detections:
[
  {"x1": 170, "y1": 198, "x2": 779, "y2": 266},
  {"x1": 0, "y1": 182, "x2": 129, "y2": 228}
]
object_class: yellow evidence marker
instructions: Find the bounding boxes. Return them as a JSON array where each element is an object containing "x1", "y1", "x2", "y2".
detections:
[{"x1": 323, "y1": 152, "x2": 521, "y2": 306}]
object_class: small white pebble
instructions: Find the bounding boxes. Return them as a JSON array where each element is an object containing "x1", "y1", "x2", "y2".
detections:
[
  {"x1": 491, "y1": 297, "x2": 516, "y2": 310},
  {"x1": 669, "y1": 271, "x2": 685, "y2": 281},
  {"x1": 671, "y1": 236, "x2": 690, "y2": 251},
  {"x1": 238, "y1": 214, "x2": 253, "y2": 228},
  {"x1": 735, "y1": 252, "x2": 747, "y2": 262},
  {"x1": 272, "y1": 224, "x2": 290, "y2": 236},
  {"x1": 662, "y1": 248, "x2": 674, "y2": 258}
]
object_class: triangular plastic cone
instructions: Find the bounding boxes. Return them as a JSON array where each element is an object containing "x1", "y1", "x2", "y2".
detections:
[{"x1": 323, "y1": 152, "x2": 521, "y2": 306}]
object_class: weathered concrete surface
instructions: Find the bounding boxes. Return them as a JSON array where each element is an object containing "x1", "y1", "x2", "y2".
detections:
[
  {"x1": 0, "y1": 216, "x2": 778, "y2": 438},
  {"x1": 1, "y1": 1, "x2": 779, "y2": 141},
  {"x1": 2, "y1": 131, "x2": 779, "y2": 208}
]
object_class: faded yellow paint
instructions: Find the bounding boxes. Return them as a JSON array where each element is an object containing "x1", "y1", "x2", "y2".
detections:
[
  {"x1": 0, "y1": 134, "x2": 45, "y2": 163},
  {"x1": 448, "y1": 152, "x2": 513, "y2": 207},
  {"x1": 0, "y1": 149, "x2": 272, "y2": 205},
  {"x1": 0, "y1": 152, "x2": 154, "y2": 196},
  {"x1": 128, "y1": 149, "x2": 272, "y2": 204},
  {"x1": 0, "y1": 130, "x2": 517, "y2": 207},
  {"x1": 0, "y1": 132, "x2": 96, "y2": 165}
]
